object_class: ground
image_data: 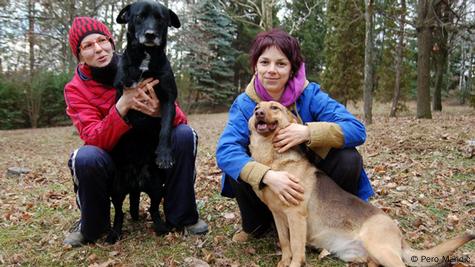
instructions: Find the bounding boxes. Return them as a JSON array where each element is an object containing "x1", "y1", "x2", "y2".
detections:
[{"x1": 0, "y1": 102, "x2": 474, "y2": 266}]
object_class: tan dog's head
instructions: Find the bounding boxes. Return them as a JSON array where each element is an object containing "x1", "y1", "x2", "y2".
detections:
[{"x1": 248, "y1": 101, "x2": 297, "y2": 137}]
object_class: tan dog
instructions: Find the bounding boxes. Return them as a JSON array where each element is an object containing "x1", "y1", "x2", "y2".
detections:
[{"x1": 248, "y1": 101, "x2": 474, "y2": 267}]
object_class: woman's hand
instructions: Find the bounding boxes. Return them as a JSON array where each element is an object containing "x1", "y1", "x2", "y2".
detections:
[
  {"x1": 273, "y1": 123, "x2": 310, "y2": 153},
  {"x1": 115, "y1": 78, "x2": 160, "y2": 117},
  {"x1": 261, "y1": 170, "x2": 304, "y2": 206},
  {"x1": 132, "y1": 79, "x2": 160, "y2": 117}
]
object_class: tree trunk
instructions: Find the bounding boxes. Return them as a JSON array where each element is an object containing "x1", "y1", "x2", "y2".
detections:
[
  {"x1": 67, "y1": 0, "x2": 77, "y2": 70},
  {"x1": 363, "y1": 0, "x2": 374, "y2": 124},
  {"x1": 261, "y1": 0, "x2": 273, "y2": 30},
  {"x1": 27, "y1": 0, "x2": 41, "y2": 128},
  {"x1": 458, "y1": 39, "x2": 466, "y2": 104},
  {"x1": 416, "y1": 0, "x2": 433, "y2": 119},
  {"x1": 432, "y1": 0, "x2": 451, "y2": 111},
  {"x1": 28, "y1": 0, "x2": 35, "y2": 78},
  {"x1": 432, "y1": 47, "x2": 447, "y2": 111},
  {"x1": 390, "y1": 0, "x2": 406, "y2": 117}
]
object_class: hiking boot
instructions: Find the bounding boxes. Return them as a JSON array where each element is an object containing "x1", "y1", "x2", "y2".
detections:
[
  {"x1": 184, "y1": 218, "x2": 208, "y2": 235},
  {"x1": 64, "y1": 220, "x2": 86, "y2": 247}
]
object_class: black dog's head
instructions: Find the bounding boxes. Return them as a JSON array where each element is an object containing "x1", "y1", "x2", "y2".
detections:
[{"x1": 117, "y1": 0, "x2": 180, "y2": 47}]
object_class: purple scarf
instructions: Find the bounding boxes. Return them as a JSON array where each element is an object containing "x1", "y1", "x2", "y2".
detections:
[{"x1": 254, "y1": 63, "x2": 307, "y2": 107}]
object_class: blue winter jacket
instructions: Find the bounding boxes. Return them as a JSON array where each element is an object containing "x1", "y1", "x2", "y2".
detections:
[{"x1": 216, "y1": 82, "x2": 374, "y2": 201}]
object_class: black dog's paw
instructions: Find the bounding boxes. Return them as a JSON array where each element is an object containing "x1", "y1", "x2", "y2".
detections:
[
  {"x1": 155, "y1": 150, "x2": 174, "y2": 169},
  {"x1": 105, "y1": 230, "x2": 121, "y2": 244},
  {"x1": 130, "y1": 210, "x2": 140, "y2": 221},
  {"x1": 153, "y1": 222, "x2": 170, "y2": 236}
]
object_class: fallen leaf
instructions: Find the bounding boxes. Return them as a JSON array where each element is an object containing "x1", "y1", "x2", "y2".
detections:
[
  {"x1": 412, "y1": 218, "x2": 424, "y2": 228},
  {"x1": 223, "y1": 212, "x2": 235, "y2": 220},
  {"x1": 203, "y1": 252, "x2": 214, "y2": 264},
  {"x1": 184, "y1": 257, "x2": 209, "y2": 267},
  {"x1": 318, "y1": 249, "x2": 331, "y2": 260},
  {"x1": 447, "y1": 214, "x2": 460, "y2": 226},
  {"x1": 87, "y1": 254, "x2": 98, "y2": 263},
  {"x1": 109, "y1": 251, "x2": 119, "y2": 257}
]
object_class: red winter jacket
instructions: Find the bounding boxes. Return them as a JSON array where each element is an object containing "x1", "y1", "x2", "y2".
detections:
[{"x1": 64, "y1": 63, "x2": 187, "y2": 151}]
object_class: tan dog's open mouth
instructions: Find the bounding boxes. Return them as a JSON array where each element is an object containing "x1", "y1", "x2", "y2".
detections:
[{"x1": 255, "y1": 118, "x2": 277, "y2": 135}]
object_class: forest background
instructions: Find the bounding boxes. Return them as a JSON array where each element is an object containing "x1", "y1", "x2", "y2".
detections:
[
  {"x1": 1, "y1": 1, "x2": 475, "y2": 266},
  {"x1": 0, "y1": 0, "x2": 474, "y2": 129}
]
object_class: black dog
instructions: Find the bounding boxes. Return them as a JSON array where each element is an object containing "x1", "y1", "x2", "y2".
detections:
[
  {"x1": 115, "y1": 0, "x2": 180, "y2": 169},
  {"x1": 105, "y1": 0, "x2": 180, "y2": 244}
]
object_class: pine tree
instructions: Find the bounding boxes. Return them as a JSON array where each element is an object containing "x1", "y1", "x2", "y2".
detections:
[
  {"x1": 182, "y1": 0, "x2": 237, "y2": 104},
  {"x1": 321, "y1": 0, "x2": 365, "y2": 106}
]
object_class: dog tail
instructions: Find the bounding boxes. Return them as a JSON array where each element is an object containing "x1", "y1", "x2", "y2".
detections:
[{"x1": 401, "y1": 231, "x2": 474, "y2": 267}]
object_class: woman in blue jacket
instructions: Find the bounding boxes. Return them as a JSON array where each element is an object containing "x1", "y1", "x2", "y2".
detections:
[{"x1": 216, "y1": 28, "x2": 373, "y2": 242}]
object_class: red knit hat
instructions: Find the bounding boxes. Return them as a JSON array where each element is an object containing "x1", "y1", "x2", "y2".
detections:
[{"x1": 68, "y1": 17, "x2": 115, "y2": 60}]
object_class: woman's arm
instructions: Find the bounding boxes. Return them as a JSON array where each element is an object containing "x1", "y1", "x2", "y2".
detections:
[
  {"x1": 64, "y1": 83, "x2": 131, "y2": 151},
  {"x1": 308, "y1": 86, "x2": 366, "y2": 148},
  {"x1": 216, "y1": 100, "x2": 253, "y2": 181}
]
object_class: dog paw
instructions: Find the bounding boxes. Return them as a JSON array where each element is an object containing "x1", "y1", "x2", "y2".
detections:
[
  {"x1": 155, "y1": 153, "x2": 174, "y2": 169},
  {"x1": 153, "y1": 222, "x2": 170, "y2": 236},
  {"x1": 105, "y1": 231, "x2": 121, "y2": 244},
  {"x1": 130, "y1": 211, "x2": 140, "y2": 221},
  {"x1": 277, "y1": 260, "x2": 290, "y2": 267},
  {"x1": 289, "y1": 260, "x2": 305, "y2": 267}
]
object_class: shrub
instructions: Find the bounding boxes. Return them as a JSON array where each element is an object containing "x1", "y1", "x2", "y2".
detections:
[
  {"x1": 0, "y1": 71, "x2": 71, "y2": 129},
  {"x1": 0, "y1": 77, "x2": 29, "y2": 129}
]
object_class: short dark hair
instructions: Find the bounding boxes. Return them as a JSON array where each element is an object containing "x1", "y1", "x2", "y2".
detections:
[{"x1": 249, "y1": 28, "x2": 304, "y2": 78}]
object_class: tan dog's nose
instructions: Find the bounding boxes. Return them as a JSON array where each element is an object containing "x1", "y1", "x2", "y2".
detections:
[{"x1": 255, "y1": 109, "x2": 265, "y2": 120}]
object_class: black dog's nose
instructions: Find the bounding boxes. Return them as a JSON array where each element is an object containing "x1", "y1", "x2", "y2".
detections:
[
  {"x1": 255, "y1": 109, "x2": 265, "y2": 119},
  {"x1": 145, "y1": 31, "x2": 156, "y2": 40}
]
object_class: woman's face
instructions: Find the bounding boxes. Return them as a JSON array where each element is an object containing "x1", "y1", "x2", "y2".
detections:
[
  {"x1": 255, "y1": 46, "x2": 291, "y2": 98},
  {"x1": 79, "y1": 33, "x2": 114, "y2": 68}
]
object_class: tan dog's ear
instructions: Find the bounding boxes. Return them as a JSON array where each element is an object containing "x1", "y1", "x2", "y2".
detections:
[{"x1": 287, "y1": 109, "x2": 298, "y2": 124}]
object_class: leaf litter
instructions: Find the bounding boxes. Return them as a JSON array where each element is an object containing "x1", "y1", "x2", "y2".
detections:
[{"x1": 0, "y1": 104, "x2": 474, "y2": 266}]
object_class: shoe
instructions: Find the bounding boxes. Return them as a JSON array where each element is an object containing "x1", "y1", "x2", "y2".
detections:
[
  {"x1": 184, "y1": 218, "x2": 208, "y2": 235},
  {"x1": 64, "y1": 220, "x2": 86, "y2": 247},
  {"x1": 232, "y1": 229, "x2": 249, "y2": 243}
]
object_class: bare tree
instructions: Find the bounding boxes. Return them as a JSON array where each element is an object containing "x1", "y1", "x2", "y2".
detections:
[
  {"x1": 416, "y1": 0, "x2": 434, "y2": 119},
  {"x1": 287, "y1": 1, "x2": 320, "y2": 34},
  {"x1": 363, "y1": 0, "x2": 374, "y2": 124},
  {"x1": 26, "y1": 0, "x2": 41, "y2": 128},
  {"x1": 28, "y1": 0, "x2": 35, "y2": 77},
  {"x1": 219, "y1": 0, "x2": 276, "y2": 30},
  {"x1": 390, "y1": 0, "x2": 406, "y2": 117},
  {"x1": 432, "y1": 0, "x2": 453, "y2": 111}
]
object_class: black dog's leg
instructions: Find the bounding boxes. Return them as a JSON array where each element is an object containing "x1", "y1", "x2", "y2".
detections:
[
  {"x1": 155, "y1": 99, "x2": 175, "y2": 169},
  {"x1": 129, "y1": 190, "x2": 140, "y2": 221},
  {"x1": 106, "y1": 193, "x2": 127, "y2": 244},
  {"x1": 148, "y1": 189, "x2": 169, "y2": 235}
]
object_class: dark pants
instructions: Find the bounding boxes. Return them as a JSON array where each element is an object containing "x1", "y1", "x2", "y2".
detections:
[
  {"x1": 229, "y1": 147, "x2": 363, "y2": 236},
  {"x1": 68, "y1": 124, "x2": 199, "y2": 241}
]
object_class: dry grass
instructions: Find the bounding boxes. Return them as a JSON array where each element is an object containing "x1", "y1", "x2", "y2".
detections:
[{"x1": 0, "y1": 102, "x2": 474, "y2": 266}]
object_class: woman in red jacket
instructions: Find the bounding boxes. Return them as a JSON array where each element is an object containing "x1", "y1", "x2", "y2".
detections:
[{"x1": 63, "y1": 17, "x2": 207, "y2": 247}]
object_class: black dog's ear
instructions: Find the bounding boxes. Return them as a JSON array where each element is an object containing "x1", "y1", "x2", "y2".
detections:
[
  {"x1": 116, "y1": 4, "x2": 131, "y2": 24},
  {"x1": 168, "y1": 9, "x2": 181, "y2": 28}
]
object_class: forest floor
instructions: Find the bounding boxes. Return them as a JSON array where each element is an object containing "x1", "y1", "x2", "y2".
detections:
[{"x1": 0, "y1": 101, "x2": 474, "y2": 267}]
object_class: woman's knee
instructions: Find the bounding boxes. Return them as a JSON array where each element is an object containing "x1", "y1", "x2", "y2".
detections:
[
  {"x1": 172, "y1": 124, "x2": 198, "y2": 155},
  {"x1": 74, "y1": 145, "x2": 112, "y2": 168},
  {"x1": 70, "y1": 145, "x2": 115, "y2": 184},
  {"x1": 338, "y1": 148, "x2": 363, "y2": 172},
  {"x1": 320, "y1": 148, "x2": 362, "y2": 186}
]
